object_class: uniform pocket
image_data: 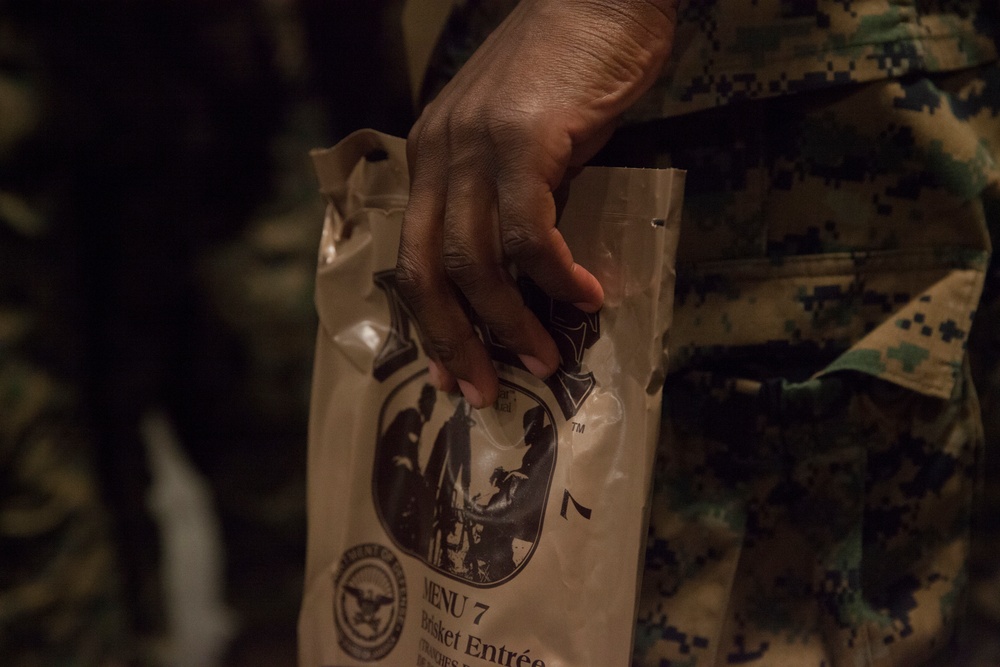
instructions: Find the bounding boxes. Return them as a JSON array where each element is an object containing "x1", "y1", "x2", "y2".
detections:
[{"x1": 670, "y1": 248, "x2": 988, "y2": 400}]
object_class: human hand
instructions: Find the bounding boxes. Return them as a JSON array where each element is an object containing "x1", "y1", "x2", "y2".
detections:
[{"x1": 397, "y1": 0, "x2": 677, "y2": 408}]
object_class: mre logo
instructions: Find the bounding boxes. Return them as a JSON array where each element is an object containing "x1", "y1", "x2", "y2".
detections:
[{"x1": 333, "y1": 543, "x2": 407, "y2": 661}]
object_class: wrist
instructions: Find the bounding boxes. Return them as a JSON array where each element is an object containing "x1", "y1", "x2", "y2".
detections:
[
  {"x1": 563, "y1": 0, "x2": 678, "y2": 53},
  {"x1": 567, "y1": 0, "x2": 679, "y2": 26}
]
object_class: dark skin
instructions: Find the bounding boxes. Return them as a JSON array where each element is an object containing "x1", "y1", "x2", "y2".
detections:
[{"x1": 397, "y1": 0, "x2": 679, "y2": 408}]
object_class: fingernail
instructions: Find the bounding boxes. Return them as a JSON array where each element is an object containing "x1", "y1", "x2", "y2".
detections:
[
  {"x1": 519, "y1": 354, "x2": 554, "y2": 379},
  {"x1": 430, "y1": 358, "x2": 452, "y2": 390},
  {"x1": 457, "y1": 379, "x2": 483, "y2": 408},
  {"x1": 573, "y1": 301, "x2": 602, "y2": 313}
]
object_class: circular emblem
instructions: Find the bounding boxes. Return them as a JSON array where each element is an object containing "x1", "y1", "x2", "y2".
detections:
[
  {"x1": 333, "y1": 543, "x2": 407, "y2": 661},
  {"x1": 374, "y1": 376, "x2": 556, "y2": 587}
]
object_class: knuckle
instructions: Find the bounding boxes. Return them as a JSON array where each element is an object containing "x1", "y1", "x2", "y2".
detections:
[
  {"x1": 441, "y1": 247, "x2": 485, "y2": 286},
  {"x1": 427, "y1": 334, "x2": 467, "y2": 366},
  {"x1": 394, "y1": 252, "x2": 429, "y2": 303},
  {"x1": 440, "y1": 227, "x2": 485, "y2": 286},
  {"x1": 410, "y1": 111, "x2": 447, "y2": 155},
  {"x1": 501, "y1": 224, "x2": 543, "y2": 260},
  {"x1": 448, "y1": 111, "x2": 496, "y2": 159},
  {"x1": 482, "y1": 110, "x2": 510, "y2": 135},
  {"x1": 481, "y1": 104, "x2": 525, "y2": 137},
  {"x1": 406, "y1": 115, "x2": 425, "y2": 146},
  {"x1": 485, "y1": 115, "x2": 533, "y2": 159},
  {"x1": 484, "y1": 316, "x2": 525, "y2": 348},
  {"x1": 482, "y1": 290, "x2": 533, "y2": 345},
  {"x1": 448, "y1": 102, "x2": 478, "y2": 132}
]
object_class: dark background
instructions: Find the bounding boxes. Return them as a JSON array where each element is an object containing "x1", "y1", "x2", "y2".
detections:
[
  {"x1": 1, "y1": 1, "x2": 413, "y2": 664},
  {"x1": 0, "y1": 2, "x2": 997, "y2": 666}
]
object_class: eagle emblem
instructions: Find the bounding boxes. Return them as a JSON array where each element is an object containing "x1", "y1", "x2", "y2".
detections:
[
  {"x1": 333, "y1": 545, "x2": 407, "y2": 661},
  {"x1": 343, "y1": 583, "x2": 395, "y2": 634}
]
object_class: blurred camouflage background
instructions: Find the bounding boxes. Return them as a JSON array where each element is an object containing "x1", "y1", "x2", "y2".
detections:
[
  {"x1": 0, "y1": 1, "x2": 413, "y2": 664},
  {"x1": 0, "y1": 1, "x2": 997, "y2": 666}
]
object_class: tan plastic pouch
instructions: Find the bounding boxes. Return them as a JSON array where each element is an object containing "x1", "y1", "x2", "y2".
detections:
[{"x1": 299, "y1": 129, "x2": 683, "y2": 667}]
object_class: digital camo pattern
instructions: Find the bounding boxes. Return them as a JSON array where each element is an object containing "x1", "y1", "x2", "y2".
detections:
[
  {"x1": 597, "y1": 62, "x2": 999, "y2": 401},
  {"x1": 601, "y1": 62, "x2": 999, "y2": 666},
  {"x1": 968, "y1": 239, "x2": 1000, "y2": 634},
  {"x1": 633, "y1": 0, "x2": 999, "y2": 119},
  {"x1": 426, "y1": 0, "x2": 998, "y2": 119},
  {"x1": 419, "y1": 5, "x2": 1000, "y2": 664},
  {"x1": 637, "y1": 365, "x2": 981, "y2": 666}
]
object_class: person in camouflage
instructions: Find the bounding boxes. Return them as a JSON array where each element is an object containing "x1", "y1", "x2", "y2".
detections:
[
  {"x1": 0, "y1": 10, "x2": 129, "y2": 666},
  {"x1": 403, "y1": 1, "x2": 999, "y2": 665},
  {"x1": 618, "y1": 63, "x2": 1000, "y2": 667},
  {"x1": 1, "y1": 1, "x2": 323, "y2": 663}
]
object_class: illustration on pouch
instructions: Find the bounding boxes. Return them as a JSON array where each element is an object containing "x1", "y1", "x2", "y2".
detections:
[{"x1": 374, "y1": 386, "x2": 555, "y2": 586}]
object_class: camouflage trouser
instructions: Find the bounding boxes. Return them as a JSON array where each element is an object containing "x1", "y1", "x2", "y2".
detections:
[
  {"x1": 592, "y1": 62, "x2": 1000, "y2": 666},
  {"x1": 0, "y1": 188, "x2": 127, "y2": 665},
  {"x1": 1, "y1": 11, "x2": 128, "y2": 664},
  {"x1": 0, "y1": 353, "x2": 127, "y2": 666}
]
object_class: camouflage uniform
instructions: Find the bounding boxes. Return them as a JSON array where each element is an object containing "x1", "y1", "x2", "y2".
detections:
[
  {"x1": 0, "y1": 11, "x2": 128, "y2": 666},
  {"x1": 1, "y1": 1, "x2": 320, "y2": 663},
  {"x1": 0, "y1": 339, "x2": 127, "y2": 666},
  {"x1": 426, "y1": 1, "x2": 1000, "y2": 665},
  {"x1": 621, "y1": 68, "x2": 1000, "y2": 666}
]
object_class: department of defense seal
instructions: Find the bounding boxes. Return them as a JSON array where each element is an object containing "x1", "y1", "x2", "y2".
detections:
[{"x1": 333, "y1": 543, "x2": 407, "y2": 661}]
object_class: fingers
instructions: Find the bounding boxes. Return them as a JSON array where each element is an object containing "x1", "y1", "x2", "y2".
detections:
[
  {"x1": 397, "y1": 232, "x2": 500, "y2": 408},
  {"x1": 399, "y1": 164, "x2": 565, "y2": 407},
  {"x1": 498, "y1": 174, "x2": 604, "y2": 312},
  {"x1": 391, "y1": 0, "x2": 678, "y2": 410},
  {"x1": 441, "y1": 163, "x2": 563, "y2": 380},
  {"x1": 398, "y1": 126, "x2": 500, "y2": 408},
  {"x1": 400, "y1": 117, "x2": 603, "y2": 410}
]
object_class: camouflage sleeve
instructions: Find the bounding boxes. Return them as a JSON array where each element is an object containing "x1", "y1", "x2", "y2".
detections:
[
  {"x1": 630, "y1": 0, "x2": 999, "y2": 119},
  {"x1": 423, "y1": 0, "x2": 999, "y2": 120}
]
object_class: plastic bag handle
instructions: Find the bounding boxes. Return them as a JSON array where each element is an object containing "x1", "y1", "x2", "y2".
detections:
[{"x1": 310, "y1": 129, "x2": 409, "y2": 218}]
